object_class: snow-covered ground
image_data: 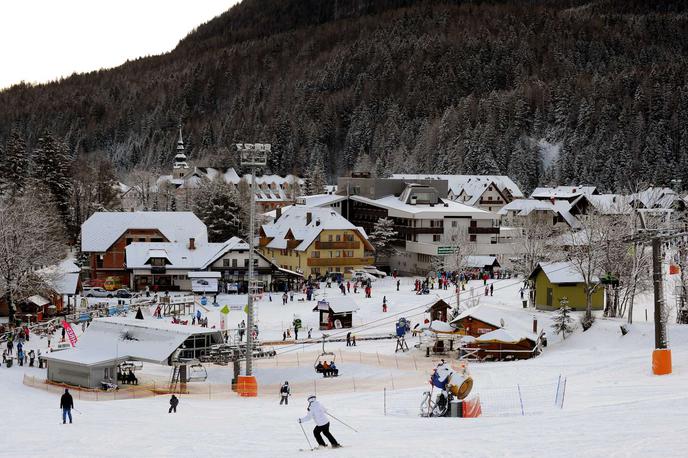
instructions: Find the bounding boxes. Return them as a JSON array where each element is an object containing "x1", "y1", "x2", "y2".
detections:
[{"x1": 4, "y1": 276, "x2": 688, "y2": 457}]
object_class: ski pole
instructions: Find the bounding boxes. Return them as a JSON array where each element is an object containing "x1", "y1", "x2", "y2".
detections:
[
  {"x1": 326, "y1": 412, "x2": 358, "y2": 433},
  {"x1": 299, "y1": 421, "x2": 314, "y2": 451},
  {"x1": 72, "y1": 408, "x2": 83, "y2": 415}
]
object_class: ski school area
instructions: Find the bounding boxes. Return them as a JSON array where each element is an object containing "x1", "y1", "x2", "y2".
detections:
[{"x1": 3, "y1": 275, "x2": 688, "y2": 457}]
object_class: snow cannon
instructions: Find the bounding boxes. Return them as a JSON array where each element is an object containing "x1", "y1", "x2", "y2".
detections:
[
  {"x1": 447, "y1": 373, "x2": 473, "y2": 400},
  {"x1": 431, "y1": 363, "x2": 473, "y2": 400},
  {"x1": 396, "y1": 318, "x2": 410, "y2": 337}
]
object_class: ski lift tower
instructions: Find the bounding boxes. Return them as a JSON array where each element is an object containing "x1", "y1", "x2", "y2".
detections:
[{"x1": 237, "y1": 143, "x2": 269, "y2": 394}]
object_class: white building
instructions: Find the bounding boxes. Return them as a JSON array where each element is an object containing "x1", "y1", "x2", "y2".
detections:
[{"x1": 391, "y1": 174, "x2": 524, "y2": 212}]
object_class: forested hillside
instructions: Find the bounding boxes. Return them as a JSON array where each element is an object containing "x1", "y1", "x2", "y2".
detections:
[{"x1": 1, "y1": 0, "x2": 688, "y2": 193}]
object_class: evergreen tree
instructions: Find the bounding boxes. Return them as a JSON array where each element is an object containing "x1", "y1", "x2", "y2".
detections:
[
  {"x1": 368, "y1": 217, "x2": 398, "y2": 262},
  {"x1": 304, "y1": 154, "x2": 327, "y2": 195},
  {"x1": 551, "y1": 298, "x2": 574, "y2": 339},
  {"x1": 192, "y1": 177, "x2": 241, "y2": 242},
  {"x1": 0, "y1": 128, "x2": 30, "y2": 199},
  {"x1": 31, "y1": 130, "x2": 74, "y2": 227}
]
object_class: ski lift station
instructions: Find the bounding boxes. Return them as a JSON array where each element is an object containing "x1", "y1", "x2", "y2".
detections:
[{"x1": 43, "y1": 317, "x2": 223, "y2": 389}]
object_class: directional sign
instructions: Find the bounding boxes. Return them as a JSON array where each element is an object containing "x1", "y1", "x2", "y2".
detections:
[
  {"x1": 437, "y1": 246, "x2": 456, "y2": 255},
  {"x1": 220, "y1": 305, "x2": 230, "y2": 315}
]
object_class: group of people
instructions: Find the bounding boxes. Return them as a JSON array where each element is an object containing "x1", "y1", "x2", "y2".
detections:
[
  {"x1": 345, "y1": 332, "x2": 357, "y2": 347},
  {"x1": 315, "y1": 360, "x2": 338, "y2": 377}
]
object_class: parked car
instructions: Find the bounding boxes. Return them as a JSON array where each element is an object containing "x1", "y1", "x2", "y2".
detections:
[
  {"x1": 115, "y1": 289, "x2": 132, "y2": 298},
  {"x1": 83, "y1": 287, "x2": 112, "y2": 298},
  {"x1": 362, "y1": 266, "x2": 387, "y2": 278},
  {"x1": 353, "y1": 270, "x2": 377, "y2": 282}
]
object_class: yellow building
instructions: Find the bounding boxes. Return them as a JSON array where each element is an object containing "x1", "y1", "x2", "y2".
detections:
[
  {"x1": 529, "y1": 261, "x2": 604, "y2": 311},
  {"x1": 259, "y1": 207, "x2": 374, "y2": 279}
]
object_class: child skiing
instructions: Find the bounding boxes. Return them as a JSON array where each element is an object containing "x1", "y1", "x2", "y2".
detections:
[
  {"x1": 280, "y1": 381, "x2": 290, "y2": 405},
  {"x1": 298, "y1": 395, "x2": 341, "y2": 449},
  {"x1": 169, "y1": 394, "x2": 179, "y2": 413}
]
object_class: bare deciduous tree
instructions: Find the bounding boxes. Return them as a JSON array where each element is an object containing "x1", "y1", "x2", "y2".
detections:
[{"x1": 0, "y1": 192, "x2": 66, "y2": 325}]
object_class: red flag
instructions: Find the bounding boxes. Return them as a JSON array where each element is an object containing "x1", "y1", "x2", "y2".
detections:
[{"x1": 62, "y1": 320, "x2": 78, "y2": 347}]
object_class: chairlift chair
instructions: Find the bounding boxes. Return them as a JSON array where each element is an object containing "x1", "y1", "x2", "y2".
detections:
[{"x1": 187, "y1": 362, "x2": 208, "y2": 382}]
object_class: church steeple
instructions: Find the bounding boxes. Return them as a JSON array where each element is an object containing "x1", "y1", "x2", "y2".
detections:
[{"x1": 173, "y1": 122, "x2": 189, "y2": 179}]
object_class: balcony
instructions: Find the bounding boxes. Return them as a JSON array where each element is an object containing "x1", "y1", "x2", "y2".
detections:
[
  {"x1": 307, "y1": 257, "x2": 374, "y2": 267},
  {"x1": 468, "y1": 226, "x2": 500, "y2": 235},
  {"x1": 315, "y1": 241, "x2": 360, "y2": 250}
]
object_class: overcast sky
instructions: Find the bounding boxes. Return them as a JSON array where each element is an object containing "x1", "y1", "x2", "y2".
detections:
[{"x1": 0, "y1": 0, "x2": 240, "y2": 90}]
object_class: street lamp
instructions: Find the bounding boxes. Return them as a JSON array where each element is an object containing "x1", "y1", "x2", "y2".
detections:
[{"x1": 237, "y1": 143, "x2": 269, "y2": 382}]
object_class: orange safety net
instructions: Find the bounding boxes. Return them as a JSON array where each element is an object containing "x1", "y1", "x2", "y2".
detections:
[{"x1": 462, "y1": 395, "x2": 482, "y2": 418}]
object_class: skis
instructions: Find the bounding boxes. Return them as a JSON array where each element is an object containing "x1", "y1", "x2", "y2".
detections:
[{"x1": 299, "y1": 446, "x2": 344, "y2": 452}]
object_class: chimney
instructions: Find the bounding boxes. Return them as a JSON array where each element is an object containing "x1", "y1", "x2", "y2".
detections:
[
  {"x1": 532, "y1": 316, "x2": 537, "y2": 334},
  {"x1": 275, "y1": 207, "x2": 282, "y2": 221},
  {"x1": 189, "y1": 238, "x2": 196, "y2": 250},
  {"x1": 306, "y1": 212, "x2": 312, "y2": 225}
]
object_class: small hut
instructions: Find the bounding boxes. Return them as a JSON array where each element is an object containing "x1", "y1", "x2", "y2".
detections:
[
  {"x1": 313, "y1": 297, "x2": 358, "y2": 330},
  {"x1": 425, "y1": 299, "x2": 451, "y2": 322}
]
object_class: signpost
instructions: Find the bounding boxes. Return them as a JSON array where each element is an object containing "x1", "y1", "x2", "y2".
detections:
[{"x1": 437, "y1": 246, "x2": 456, "y2": 255}]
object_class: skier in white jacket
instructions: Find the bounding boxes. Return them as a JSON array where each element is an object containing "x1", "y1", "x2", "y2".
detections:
[{"x1": 299, "y1": 395, "x2": 341, "y2": 448}]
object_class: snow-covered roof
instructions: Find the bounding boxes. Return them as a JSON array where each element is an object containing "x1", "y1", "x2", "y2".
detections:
[
  {"x1": 629, "y1": 187, "x2": 683, "y2": 210},
  {"x1": 391, "y1": 174, "x2": 524, "y2": 201},
  {"x1": 350, "y1": 195, "x2": 494, "y2": 219},
  {"x1": 27, "y1": 295, "x2": 51, "y2": 307},
  {"x1": 588, "y1": 194, "x2": 632, "y2": 215},
  {"x1": 126, "y1": 237, "x2": 253, "y2": 270},
  {"x1": 530, "y1": 186, "x2": 597, "y2": 200},
  {"x1": 464, "y1": 256, "x2": 500, "y2": 268},
  {"x1": 313, "y1": 296, "x2": 359, "y2": 314},
  {"x1": 428, "y1": 320, "x2": 456, "y2": 333},
  {"x1": 81, "y1": 212, "x2": 207, "y2": 252},
  {"x1": 476, "y1": 328, "x2": 534, "y2": 344},
  {"x1": 498, "y1": 198, "x2": 581, "y2": 228},
  {"x1": 451, "y1": 305, "x2": 538, "y2": 341},
  {"x1": 297, "y1": 194, "x2": 347, "y2": 207},
  {"x1": 530, "y1": 261, "x2": 599, "y2": 284},
  {"x1": 261, "y1": 206, "x2": 371, "y2": 251},
  {"x1": 44, "y1": 317, "x2": 222, "y2": 366}
]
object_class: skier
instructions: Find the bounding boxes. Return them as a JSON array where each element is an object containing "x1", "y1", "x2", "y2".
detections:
[
  {"x1": 346, "y1": 332, "x2": 351, "y2": 347},
  {"x1": 382, "y1": 296, "x2": 387, "y2": 313},
  {"x1": 60, "y1": 389, "x2": 74, "y2": 424},
  {"x1": 396, "y1": 279, "x2": 400, "y2": 291},
  {"x1": 238, "y1": 320, "x2": 246, "y2": 341},
  {"x1": 490, "y1": 283, "x2": 494, "y2": 296},
  {"x1": 169, "y1": 394, "x2": 179, "y2": 413},
  {"x1": 298, "y1": 395, "x2": 341, "y2": 449},
  {"x1": 29, "y1": 349, "x2": 35, "y2": 367},
  {"x1": 280, "y1": 381, "x2": 290, "y2": 405}
]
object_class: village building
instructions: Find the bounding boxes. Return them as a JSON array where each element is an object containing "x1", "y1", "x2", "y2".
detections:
[
  {"x1": 450, "y1": 305, "x2": 543, "y2": 361},
  {"x1": 125, "y1": 236, "x2": 300, "y2": 292},
  {"x1": 336, "y1": 176, "x2": 513, "y2": 274},
  {"x1": 258, "y1": 206, "x2": 374, "y2": 279},
  {"x1": 391, "y1": 174, "x2": 524, "y2": 212},
  {"x1": 528, "y1": 261, "x2": 604, "y2": 311},
  {"x1": 80, "y1": 211, "x2": 207, "y2": 286}
]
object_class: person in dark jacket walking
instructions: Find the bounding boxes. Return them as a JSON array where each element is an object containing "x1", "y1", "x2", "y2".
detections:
[
  {"x1": 60, "y1": 389, "x2": 74, "y2": 424},
  {"x1": 169, "y1": 395, "x2": 179, "y2": 413},
  {"x1": 279, "y1": 381, "x2": 290, "y2": 405}
]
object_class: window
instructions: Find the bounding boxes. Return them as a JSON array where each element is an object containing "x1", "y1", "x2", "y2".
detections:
[
  {"x1": 244, "y1": 259, "x2": 250, "y2": 268},
  {"x1": 312, "y1": 251, "x2": 320, "y2": 258},
  {"x1": 488, "y1": 196, "x2": 493, "y2": 201},
  {"x1": 312, "y1": 268, "x2": 321, "y2": 275},
  {"x1": 451, "y1": 221, "x2": 458, "y2": 228},
  {"x1": 232, "y1": 259, "x2": 238, "y2": 268},
  {"x1": 96, "y1": 254, "x2": 104, "y2": 269},
  {"x1": 470, "y1": 235, "x2": 476, "y2": 242},
  {"x1": 138, "y1": 238, "x2": 145, "y2": 242},
  {"x1": 334, "y1": 251, "x2": 341, "y2": 257},
  {"x1": 343, "y1": 250, "x2": 354, "y2": 258},
  {"x1": 335, "y1": 267, "x2": 341, "y2": 272},
  {"x1": 336, "y1": 235, "x2": 341, "y2": 242},
  {"x1": 151, "y1": 237, "x2": 163, "y2": 242},
  {"x1": 125, "y1": 238, "x2": 133, "y2": 246},
  {"x1": 433, "y1": 234, "x2": 441, "y2": 242},
  {"x1": 344, "y1": 234, "x2": 354, "y2": 241},
  {"x1": 328, "y1": 235, "x2": 333, "y2": 242},
  {"x1": 223, "y1": 259, "x2": 230, "y2": 267}
]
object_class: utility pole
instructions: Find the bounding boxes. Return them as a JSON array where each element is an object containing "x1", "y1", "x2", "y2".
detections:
[{"x1": 237, "y1": 143, "x2": 269, "y2": 380}]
